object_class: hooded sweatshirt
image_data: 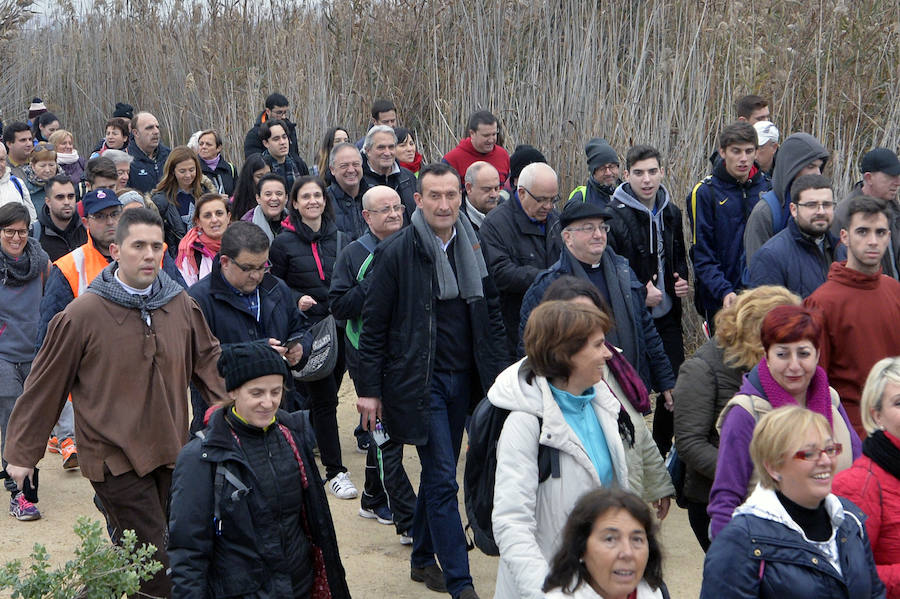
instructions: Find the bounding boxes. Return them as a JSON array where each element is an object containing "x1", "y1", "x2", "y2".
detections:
[
  {"x1": 442, "y1": 137, "x2": 510, "y2": 185},
  {"x1": 612, "y1": 183, "x2": 673, "y2": 318},
  {"x1": 744, "y1": 133, "x2": 830, "y2": 262},
  {"x1": 0, "y1": 168, "x2": 36, "y2": 223}
]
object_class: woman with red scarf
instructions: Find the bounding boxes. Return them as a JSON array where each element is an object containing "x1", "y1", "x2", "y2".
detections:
[
  {"x1": 395, "y1": 127, "x2": 424, "y2": 175},
  {"x1": 707, "y1": 305, "x2": 861, "y2": 541},
  {"x1": 176, "y1": 193, "x2": 229, "y2": 286}
]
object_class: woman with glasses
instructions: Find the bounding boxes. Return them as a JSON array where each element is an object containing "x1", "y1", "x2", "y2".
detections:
[
  {"x1": 701, "y1": 406, "x2": 884, "y2": 599},
  {"x1": 270, "y1": 176, "x2": 357, "y2": 501},
  {"x1": 175, "y1": 193, "x2": 230, "y2": 286},
  {"x1": 834, "y1": 357, "x2": 900, "y2": 598},
  {"x1": 707, "y1": 305, "x2": 860, "y2": 541},
  {"x1": 0, "y1": 204, "x2": 50, "y2": 521}
]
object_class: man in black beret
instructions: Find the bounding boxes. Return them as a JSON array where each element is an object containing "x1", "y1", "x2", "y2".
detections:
[{"x1": 518, "y1": 198, "x2": 676, "y2": 401}]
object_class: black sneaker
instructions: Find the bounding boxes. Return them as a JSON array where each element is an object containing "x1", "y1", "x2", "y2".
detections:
[
  {"x1": 457, "y1": 587, "x2": 480, "y2": 599},
  {"x1": 410, "y1": 563, "x2": 447, "y2": 593}
]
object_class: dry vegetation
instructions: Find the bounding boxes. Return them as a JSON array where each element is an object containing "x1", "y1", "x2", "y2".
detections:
[{"x1": 1, "y1": 0, "x2": 898, "y2": 341}]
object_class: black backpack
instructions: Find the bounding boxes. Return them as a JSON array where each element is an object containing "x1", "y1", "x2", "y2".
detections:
[{"x1": 463, "y1": 396, "x2": 560, "y2": 556}]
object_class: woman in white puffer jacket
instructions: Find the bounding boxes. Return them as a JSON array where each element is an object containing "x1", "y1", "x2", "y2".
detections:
[{"x1": 492, "y1": 300, "x2": 666, "y2": 599}]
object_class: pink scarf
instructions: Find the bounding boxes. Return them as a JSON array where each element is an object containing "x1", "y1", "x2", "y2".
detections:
[
  {"x1": 758, "y1": 356, "x2": 833, "y2": 428},
  {"x1": 176, "y1": 227, "x2": 221, "y2": 277}
]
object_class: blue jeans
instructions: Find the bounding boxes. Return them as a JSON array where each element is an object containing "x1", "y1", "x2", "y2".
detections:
[{"x1": 411, "y1": 370, "x2": 472, "y2": 596}]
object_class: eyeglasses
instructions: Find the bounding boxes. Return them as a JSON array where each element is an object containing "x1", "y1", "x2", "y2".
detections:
[
  {"x1": 795, "y1": 201, "x2": 836, "y2": 211},
  {"x1": 566, "y1": 223, "x2": 610, "y2": 235},
  {"x1": 366, "y1": 204, "x2": 404, "y2": 216},
  {"x1": 595, "y1": 163, "x2": 618, "y2": 173},
  {"x1": 521, "y1": 187, "x2": 560, "y2": 206},
  {"x1": 793, "y1": 443, "x2": 842, "y2": 461},
  {"x1": 87, "y1": 209, "x2": 123, "y2": 222},
  {"x1": 0, "y1": 228, "x2": 28, "y2": 239},
  {"x1": 230, "y1": 258, "x2": 271, "y2": 274}
]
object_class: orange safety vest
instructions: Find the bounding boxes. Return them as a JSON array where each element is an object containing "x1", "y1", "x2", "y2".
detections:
[{"x1": 54, "y1": 233, "x2": 169, "y2": 297}]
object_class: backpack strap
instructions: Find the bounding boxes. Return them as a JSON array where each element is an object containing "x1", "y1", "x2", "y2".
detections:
[
  {"x1": 211, "y1": 462, "x2": 249, "y2": 535},
  {"x1": 764, "y1": 192, "x2": 790, "y2": 234},
  {"x1": 10, "y1": 175, "x2": 24, "y2": 199},
  {"x1": 536, "y1": 416, "x2": 561, "y2": 482}
]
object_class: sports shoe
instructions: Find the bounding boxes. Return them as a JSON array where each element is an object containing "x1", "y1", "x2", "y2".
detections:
[
  {"x1": 9, "y1": 492, "x2": 41, "y2": 521},
  {"x1": 411, "y1": 563, "x2": 446, "y2": 593},
  {"x1": 400, "y1": 530, "x2": 413, "y2": 545},
  {"x1": 327, "y1": 472, "x2": 358, "y2": 500},
  {"x1": 457, "y1": 587, "x2": 480, "y2": 599},
  {"x1": 358, "y1": 504, "x2": 393, "y2": 525},
  {"x1": 47, "y1": 436, "x2": 60, "y2": 454},
  {"x1": 60, "y1": 438, "x2": 79, "y2": 470}
]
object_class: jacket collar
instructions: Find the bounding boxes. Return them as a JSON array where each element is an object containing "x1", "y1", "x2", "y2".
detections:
[
  {"x1": 735, "y1": 485, "x2": 846, "y2": 543},
  {"x1": 826, "y1": 260, "x2": 883, "y2": 290}
]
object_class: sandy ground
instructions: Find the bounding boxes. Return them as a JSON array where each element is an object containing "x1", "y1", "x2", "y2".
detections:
[{"x1": 0, "y1": 379, "x2": 705, "y2": 598}]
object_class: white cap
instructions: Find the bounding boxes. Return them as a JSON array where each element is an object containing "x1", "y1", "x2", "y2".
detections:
[{"x1": 754, "y1": 120, "x2": 779, "y2": 146}]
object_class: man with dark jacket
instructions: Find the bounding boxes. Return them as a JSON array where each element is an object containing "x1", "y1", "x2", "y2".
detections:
[
  {"x1": 520, "y1": 200, "x2": 676, "y2": 403},
  {"x1": 329, "y1": 185, "x2": 416, "y2": 543},
  {"x1": 361, "y1": 125, "x2": 417, "y2": 218},
  {"x1": 608, "y1": 145, "x2": 689, "y2": 455},
  {"x1": 126, "y1": 112, "x2": 170, "y2": 193},
  {"x1": 743, "y1": 132, "x2": 829, "y2": 263},
  {"x1": 259, "y1": 119, "x2": 309, "y2": 195},
  {"x1": 34, "y1": 175, "x2": 86, "y2": 261},
  {"x1": 688, "y1": 121, "x2": 770, "y2": 328},
  {"x1": 832, "y1": 147, "x2": 900, "y2": 279},
  {"x1": 748, "y1": 174, "x2": 845, "y2": 298},
  {"x1": 327, "y1": 143, "x2": 369, "y2": 240},
  {"x1": 479, "y1": 162, "x2": 562, "y2": 356},
  {"x1": 188, "y1": 221, "x2": 311, "y2": 431},
  {"x1": 460, "y1": 161, "x2": 501, "y2": 230},
  {"x1": 567, "y1": 137, "x2": 622, "y2": 208},
  {"x1": 243, "y1": 92, "x2": 303, "y2": 162},
  {"x1": 356, "y1": 164, "x2": 507, "y2": 599}
]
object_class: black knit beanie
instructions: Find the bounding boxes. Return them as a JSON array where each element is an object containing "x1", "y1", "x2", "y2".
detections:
[
  {"x1": 112, "y1": 102, "x2": 134, "y2": 119},
  {"x1": 217, "y1": 342, "x2": 289, "y2": 392},
  {"x1": 509, "y1": 144, "x2": 547, "y2": 184},
  {"x1": 585, "y1": 138, "x2": 619, "y2": 172}
]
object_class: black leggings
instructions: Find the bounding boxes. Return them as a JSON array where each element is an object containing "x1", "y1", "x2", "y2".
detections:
[{"x1": 302, "y1": 337, "x2": 347, "y2": 481}]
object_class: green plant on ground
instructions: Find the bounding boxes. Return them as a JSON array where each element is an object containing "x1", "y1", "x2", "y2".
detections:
[{"x1": 0, "y1": 517, "x2": 162, "y2": 599}]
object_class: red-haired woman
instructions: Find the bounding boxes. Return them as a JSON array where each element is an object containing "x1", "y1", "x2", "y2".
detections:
[{"x1": 707, "y1": 305, "x2": 861, "y2": 540}]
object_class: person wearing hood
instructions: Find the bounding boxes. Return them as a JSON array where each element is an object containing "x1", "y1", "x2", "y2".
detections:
[
  {"x1": 442, "y1": 110, "x2": 510, "y2": 186},
  {"x1": 832, "y1": 147, "x2": 900, "y2": 280},
  {"x1": 3, "y1": 207, "x2": 228, "y2": 597},
  {"x1": 568, "y1": 138, "x2": 622, "y2": 209},
  {"x1": 687, "y1": 121, "x2": 770, "y2": 330},
  {"x1": 608, "y1": 145, "x2": 689, "y2": 456},
  {"x1": 805, "y1": 195, "x2": 900, "y2": 437},
  {"x1": 743, "y1": 132, "x2": 829, "y2": 263},
  {"x1": 269, "y1": 176, "x2": 359, "y2": 501}
]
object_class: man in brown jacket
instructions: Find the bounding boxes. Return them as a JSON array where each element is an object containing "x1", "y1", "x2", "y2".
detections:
[{"x1": 4, "y1": 207, "x2": 227, "y2": 598}]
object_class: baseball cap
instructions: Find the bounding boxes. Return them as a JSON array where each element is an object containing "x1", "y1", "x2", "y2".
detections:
[
  {"x1": 82, "y1": 188, "x2": 121, "y2": 215},
  {"x1": 860, "y1": 148, "x2": 900, "y2": 176},
  {"x1": 753, "y1": 120, "x2": 779, "y2": 146}
]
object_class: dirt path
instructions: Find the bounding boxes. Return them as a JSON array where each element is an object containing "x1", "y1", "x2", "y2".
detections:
[{"x1": 0, "y1": 380, "x2": 705, "y2": 598}]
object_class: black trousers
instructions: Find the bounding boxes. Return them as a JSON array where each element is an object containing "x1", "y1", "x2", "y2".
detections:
[
  {"x1": 686, "y1": 499, "x2": 712, "y2": 552},
  {"x1": 302, "y1": 337, "x2": 347, "y2": 481},
  {"x1": 652, "y1": 308, "x2": 684, "y2": 457},
  {"x1": 361, "y1": 439, "x2": 417, "y2": 534}
]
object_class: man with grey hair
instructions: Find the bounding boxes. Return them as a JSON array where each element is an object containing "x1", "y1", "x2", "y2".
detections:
[
  {"x1": 361, "y1": 125, "x2": 416, "y2": 218},
  {"x1": 330, "y1": 185, "x2": 416, "y2": 544},
  {"x1": 327, "y1": 142, "x2": 368, "y2": 240},
  {"x1": 462, "y1": 161, "x2": 500, "y2": 230},
  {"x1": 101, "y1": 149, "x2": 133, "y2": 191},
  {"x1": 479, "y1": 161, "x2": 563, "y2": 355}
]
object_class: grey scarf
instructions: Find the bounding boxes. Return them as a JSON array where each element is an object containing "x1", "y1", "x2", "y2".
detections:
[
  {"x1": 86, "y1": 262, "x2": 183, "y2": 323},
  {"x1": 411, "y1": 208, "x2": 487, "y2": 301},
  {"x1": 1, "y1": 238, "x2": 48, "y2": 287}
]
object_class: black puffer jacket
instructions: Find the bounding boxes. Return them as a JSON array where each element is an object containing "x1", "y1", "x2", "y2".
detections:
[
  {"x1": 168, "y1": 408, "x2": 350, "y2": 599},
  {"x1": 201, "y1": 158, "x2": 238, "y2": 197},
  {"x1": 355, "y1": 225, "x2": 509, "y2": 445},
  {"x1": 269, "y1": 214, "x2": 342, "y2": 324},
  {"x1": 672, "y1": 337, "x2": 744, "y2": 503},
  {"x1": 327, "y1": 181, "x2": 369, "y2": 241}
]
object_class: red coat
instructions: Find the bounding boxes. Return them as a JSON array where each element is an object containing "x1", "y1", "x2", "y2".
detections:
[
  {"x1": 442, "y1": 137, "x2": 510, "y2": 184},
  {"x1": 833, "y1": 447, "x2": 900, "y2": 598}
]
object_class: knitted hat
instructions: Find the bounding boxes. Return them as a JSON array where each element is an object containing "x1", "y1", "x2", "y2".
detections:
[
  {"x1": 118, "y1": 190, "x2": 145, "y2": 207},
  {"x1": 509, "y1": 144, "x2": 547, "y2": 184},
  {"x1": 217, "y1": 342, "x2": 290, "y2": 392},
  {"x1": 28, "y1": 98, "x2": 47, "y2": 120},
  {"x1": 112, "y1": 102, "x2": 134, "y2": 119},
  {"x1": 585, "y1": 138, "x2": 619, "y2": 172}
]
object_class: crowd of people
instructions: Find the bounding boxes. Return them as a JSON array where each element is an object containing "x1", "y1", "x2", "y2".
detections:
[{"x1": 0, "y1": 91, "x2": 899, "y2": 599}]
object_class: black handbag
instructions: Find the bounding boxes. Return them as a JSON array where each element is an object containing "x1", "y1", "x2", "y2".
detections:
[{"x1": 292, "y1": 315, "x2": 338, "y2": 382}]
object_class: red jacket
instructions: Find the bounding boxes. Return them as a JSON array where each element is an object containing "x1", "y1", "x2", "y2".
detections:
[
  {"x1": 833, "y1": 443, "x2": 900, "y2": 598},
  {"x1": 805, "y1": 261, "x2": 900, "y2": 435},
  {"x1": 442, "y1": 137, "x2": 510, "y2": 184}
]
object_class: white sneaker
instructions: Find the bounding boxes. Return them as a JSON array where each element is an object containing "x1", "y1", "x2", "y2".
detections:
[
  {"x1": 327, "y1": 472, "x2": 358, "y2": 499},
  {"x1": 400, "y1": 530, "x2": 413, "y2": 545}
]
